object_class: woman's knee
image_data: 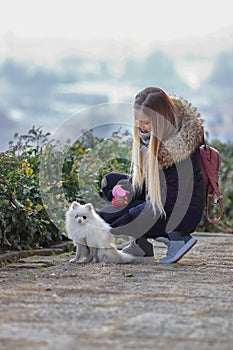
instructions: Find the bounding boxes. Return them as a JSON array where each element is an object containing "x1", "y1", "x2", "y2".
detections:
[
  {"x1": 101, "y1": 176, "x2": 108, "y2": 189},
  {"x1": 100, "y1": 173, "x2": 127, "y2": 201},
  {"x1": 101, "y1": 172, "x2": 128, "y2": 192}
]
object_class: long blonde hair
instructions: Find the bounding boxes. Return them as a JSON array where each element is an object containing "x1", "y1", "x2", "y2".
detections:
[{"x1": 132, "y1": 87, "x2": 177, "y2": 216}]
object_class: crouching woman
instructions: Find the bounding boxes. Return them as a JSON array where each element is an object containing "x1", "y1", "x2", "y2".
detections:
[{"x1": 99, "y1": 86, "x2": 205, "y2": 264}]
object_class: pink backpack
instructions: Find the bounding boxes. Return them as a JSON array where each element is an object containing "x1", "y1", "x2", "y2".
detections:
[{"x1": 200, "y1": 142, "x2": 223, "y2": 223}]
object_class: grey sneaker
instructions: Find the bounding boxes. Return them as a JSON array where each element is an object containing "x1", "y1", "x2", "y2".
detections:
[
  {"x1": 159, "y1": 237, "x2": 197, "y2": 264},
  {"x1": 155, "y1": 237, "x2": 170, "y2": 245},
  {"x1": 122, "y1": 240, "x2": 154, "y2": 261}
]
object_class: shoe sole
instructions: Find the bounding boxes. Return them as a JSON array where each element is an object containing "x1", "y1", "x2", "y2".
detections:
[{"x1": 159, "y1": 237, "x2": 197, "y2": 264}]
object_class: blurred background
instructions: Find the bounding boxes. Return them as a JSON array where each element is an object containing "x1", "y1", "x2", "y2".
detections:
[{"x1": 0, "y1": 0, "x2": 232, "y2": 151}]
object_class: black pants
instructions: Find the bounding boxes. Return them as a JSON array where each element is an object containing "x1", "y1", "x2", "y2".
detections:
[{"x1": 99, "y1": 172, "x2": 199, "y2": 242}]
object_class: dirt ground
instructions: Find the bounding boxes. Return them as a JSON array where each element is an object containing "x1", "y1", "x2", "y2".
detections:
[{"x1": 0, "y1": 232, "x2": 233, "y2": 350}]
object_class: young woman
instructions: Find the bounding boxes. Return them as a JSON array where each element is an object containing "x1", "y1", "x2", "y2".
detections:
[{"x1": 99, "y1": 86, "x2": 205, "y2": 264}]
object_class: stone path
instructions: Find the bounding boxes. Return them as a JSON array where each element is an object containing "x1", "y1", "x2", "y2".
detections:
[{"x1": 0, "y1": 232, "x2": 232, "y2": 350}]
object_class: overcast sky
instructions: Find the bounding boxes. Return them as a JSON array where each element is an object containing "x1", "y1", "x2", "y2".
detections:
[
  {"x1": 0, "y1": 0, "x2": 232, "y2": 149},
  {"x1": 0, "y1": 0, "x2": 232, "y2": 42}
]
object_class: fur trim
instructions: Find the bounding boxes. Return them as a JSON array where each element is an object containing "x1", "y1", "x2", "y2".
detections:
[{"x1": 158, "y1": 96, "x2": 204, "y2": 168}]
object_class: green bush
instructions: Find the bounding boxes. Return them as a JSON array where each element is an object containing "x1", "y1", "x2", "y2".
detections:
[
  {"x1": 0, "y1": 127, "x2": 232, "y2": 253},
  {"x1": 0, "y1": 127, "x2": 62, "y2": 252},
  {"x1": 0, "y1": 126, "x2": 132, "y2": 252}
]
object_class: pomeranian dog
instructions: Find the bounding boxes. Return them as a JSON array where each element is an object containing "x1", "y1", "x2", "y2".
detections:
[{"x1": 65, "y1": 201, "x2": 137, "y2": 264}]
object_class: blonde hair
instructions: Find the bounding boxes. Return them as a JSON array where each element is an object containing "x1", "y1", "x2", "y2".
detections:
[{"x1": 132, "y1": 87, "x2": 177, "y2": 217}]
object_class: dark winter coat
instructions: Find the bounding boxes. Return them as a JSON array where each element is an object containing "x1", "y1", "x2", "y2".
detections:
[{"x1": 99, "y1": 97, "x2": 205, "y2": 239}]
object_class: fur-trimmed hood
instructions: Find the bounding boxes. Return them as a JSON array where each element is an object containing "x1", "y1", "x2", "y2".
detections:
[{"x1": 158, "y1": 96, "x2": 204, "y2": 168}]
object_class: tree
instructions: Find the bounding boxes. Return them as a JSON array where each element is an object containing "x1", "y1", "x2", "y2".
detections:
[{"x1": 207, "y1": 50, "x2": 233, "y2": 88}]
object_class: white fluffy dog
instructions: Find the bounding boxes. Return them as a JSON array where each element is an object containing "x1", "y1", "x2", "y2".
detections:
[{"x1": 65, "y1": 201, "x2": 136, "y2": 264}]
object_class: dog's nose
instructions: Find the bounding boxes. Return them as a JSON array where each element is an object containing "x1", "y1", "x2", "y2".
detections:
[{"x1": 77, "y1": 218, "x2": 82, "y2": 224}]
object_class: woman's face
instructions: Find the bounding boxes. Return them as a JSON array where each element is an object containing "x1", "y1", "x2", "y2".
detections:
[{"x1": 134, "y1": 109, "x2": 152, "y2": 133}]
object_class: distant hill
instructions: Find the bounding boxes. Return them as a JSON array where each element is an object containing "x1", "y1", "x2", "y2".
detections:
[{"x1": 0, "y1": 30, "x2": 232, "y2": 151}]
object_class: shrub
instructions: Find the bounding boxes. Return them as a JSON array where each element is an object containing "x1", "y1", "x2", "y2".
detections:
[
  {"x1": 0, "y1": 126, "x2": 132, "y2": 252},
  {"x1": 0, "y1": 127, "x2": 62, "y2": 252}
]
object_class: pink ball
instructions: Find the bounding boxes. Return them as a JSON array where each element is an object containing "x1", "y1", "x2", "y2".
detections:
[{"x1": 112, "y1": 185, "x2": 128, "y2": 198}]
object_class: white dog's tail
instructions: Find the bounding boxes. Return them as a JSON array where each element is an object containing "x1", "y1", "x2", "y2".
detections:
[
  {"x1": 97, "y1": 246, "x2": 153, "y2": 264},
  {"x1": 117, "y1": 250, "x2": 136, "y2": 263},
  {"x1": 118, "y1": 251, "x2": 154, "y2": 263},
  {"x1": 97, "y1": 248, "x2": 134, "y2": 264}
]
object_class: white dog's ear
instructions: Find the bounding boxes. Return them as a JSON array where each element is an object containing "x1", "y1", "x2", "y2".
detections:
[
  {"x1": 71, "y1": 201, "x2": 80, "y2": 208},
  {"x1": 85, "y1": 203, "x2": 93, "y2": 211}
]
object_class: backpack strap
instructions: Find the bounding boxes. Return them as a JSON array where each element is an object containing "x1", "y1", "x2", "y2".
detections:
[
  {"x1": 200, "y1": 145, "x2": 223, "y2": 223},
  {"x1": 206, "y1": 195, "x2": 223, "y2": 224}
]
